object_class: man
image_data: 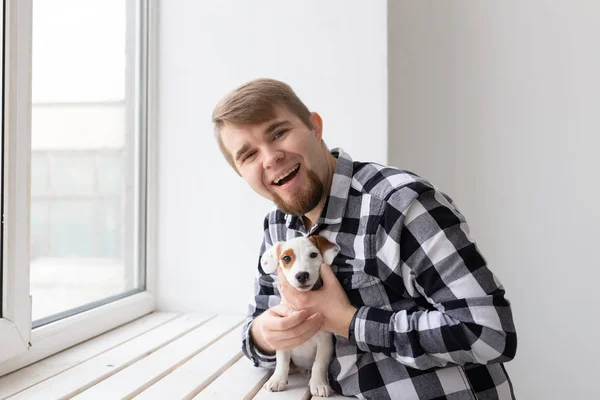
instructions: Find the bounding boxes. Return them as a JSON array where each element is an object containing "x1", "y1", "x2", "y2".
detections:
[{"x1": 212, "y1": 78, "x2": 517, "y2": 399}]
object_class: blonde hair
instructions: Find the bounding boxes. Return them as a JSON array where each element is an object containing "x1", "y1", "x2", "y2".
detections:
[{"x1": 212, "y1": 78, "x2": 312, "y2": 172}]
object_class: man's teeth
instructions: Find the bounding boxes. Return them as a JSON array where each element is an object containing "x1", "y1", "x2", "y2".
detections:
[{"x1": 273, "y1": 165, "x2": 299, "y2": 184}]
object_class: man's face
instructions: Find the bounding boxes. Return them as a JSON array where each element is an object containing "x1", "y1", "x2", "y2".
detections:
[{"x1": 220, "y1": 107, "x2": 329, "y2": 216}]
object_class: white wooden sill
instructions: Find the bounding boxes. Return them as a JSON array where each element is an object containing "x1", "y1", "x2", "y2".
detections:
[{"x1": 0, "y1": 313, "x2": 350, "y2": 399}]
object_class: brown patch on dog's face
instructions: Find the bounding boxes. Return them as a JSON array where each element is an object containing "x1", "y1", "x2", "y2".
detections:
[
  {"x1": 308, "y1": 235, "x2": 336, "y2": 254},
  {"x1": 280, "y1": 248, "x2": 296, "y2": 269}
]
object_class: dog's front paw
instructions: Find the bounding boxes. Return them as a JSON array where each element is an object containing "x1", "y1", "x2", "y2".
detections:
[
  {"x1": 309, "y1": 379, "x2": 331, "y2": 397},
  {"x1": 264, "y1": 375, "x2": 287, "y2": 392}
]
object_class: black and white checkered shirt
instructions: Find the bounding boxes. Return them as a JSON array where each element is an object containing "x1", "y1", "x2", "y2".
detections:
[{"x1": 242, "y1": 148, "x2": 517, "y2": 399}]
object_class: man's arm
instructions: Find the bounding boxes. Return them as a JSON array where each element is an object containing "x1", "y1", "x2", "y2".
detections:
[
  {"x1": 241, "y1": 217, "x2": 279, "y2": 368},
  {"x1": 241, "y1": 267, "x2": 279, "y2": 368},
  {"x1": 349, "y1": 187, "x2": 517, "y2": 370}
]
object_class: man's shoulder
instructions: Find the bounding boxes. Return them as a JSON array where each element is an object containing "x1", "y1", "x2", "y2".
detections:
[{"x1": 351, "y1": 161, "x2": 436, "y2": 205}]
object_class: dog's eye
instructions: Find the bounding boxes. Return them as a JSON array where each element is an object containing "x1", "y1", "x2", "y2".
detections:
[
  {"x1": 282, "y1": 255, "x2": 292, "y2": 264},
  {"x1": 310, "y1": 252, "x2": 318, "y2": 258}
]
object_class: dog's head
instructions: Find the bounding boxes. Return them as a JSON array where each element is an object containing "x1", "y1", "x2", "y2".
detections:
[{"x1": 260, "y1": 236, "x2": 340, "y2": 291}]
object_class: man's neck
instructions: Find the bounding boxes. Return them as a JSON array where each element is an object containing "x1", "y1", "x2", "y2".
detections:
[
  {"x1": 302, "y1": 152, "x2": 337, "y2": 230},
  {"x1": 302, "y1": 199, "x2": 326, "y2": 231}
]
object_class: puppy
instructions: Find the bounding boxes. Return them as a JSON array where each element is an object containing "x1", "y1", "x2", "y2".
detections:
[{"x1": 260, "y1": 235, "x2": 340, "y2": 397}]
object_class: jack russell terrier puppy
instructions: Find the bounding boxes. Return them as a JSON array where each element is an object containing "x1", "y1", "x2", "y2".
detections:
[{"x1": 260, "y1": 235, "x2": 340, "y2": 397}]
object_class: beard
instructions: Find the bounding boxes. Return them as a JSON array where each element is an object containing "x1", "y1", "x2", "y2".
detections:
[{"x1": 270, "y1": 167, "x2": 324, "y2": 216}]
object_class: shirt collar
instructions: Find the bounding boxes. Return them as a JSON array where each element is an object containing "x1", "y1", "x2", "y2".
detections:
[{"x1": 284, "y1": 147, "x2": 354, "y2": 230}]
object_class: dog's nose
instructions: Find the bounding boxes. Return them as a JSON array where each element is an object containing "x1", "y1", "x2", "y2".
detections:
[{"x1": 295, "y1": 272, "x2": 309, "y2": 284}]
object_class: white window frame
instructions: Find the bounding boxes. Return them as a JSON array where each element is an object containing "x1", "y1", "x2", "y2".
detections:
[
  {"x1": 0, "y1": 0, "x2": 159, "y2": 374},
  {"x1": 0, "y1": 0, "x2": 34, "y2": 365}
]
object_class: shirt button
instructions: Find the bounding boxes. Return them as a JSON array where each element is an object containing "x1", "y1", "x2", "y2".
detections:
[{"x1": 343, "y1": 278, "x2": 349, "y2": 286}]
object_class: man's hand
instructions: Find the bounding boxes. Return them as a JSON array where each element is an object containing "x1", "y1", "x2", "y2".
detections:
[
  {"x1": 277, "y1": 263, "x2": 357, "y2": 338},
  {"x1": 250, "y1": 303, "x2": 324, "y2": 352}
]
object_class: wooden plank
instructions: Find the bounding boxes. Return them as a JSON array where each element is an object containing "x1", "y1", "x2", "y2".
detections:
[
  {"x1": 135, "y1": 326, "x2": 243, "y2": 400},
  {"x1": 7, "y1": 314, "x2": 214, "y2": 400},
  {"x1": 0, "y1": 292, "x2": 154, "y2": 378},
  {"x1": 252, "y1": 373, "x2": 312, "y2": 400},
  {"x1": 251, "y1": 373, "x2": 351, "y2": 399},
  {"x1": 192, "y1": 356, "x2": 272, "y2": 400},
  {"x1": 0, "y1": 312, "x2": 179, "y2": 399},
  {"x1": 72, "y1": 315, "x2": 244, "y2": 400}
]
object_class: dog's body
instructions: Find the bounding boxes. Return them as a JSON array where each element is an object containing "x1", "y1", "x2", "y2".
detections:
[
  {"x1": 288, "y1": 330, "x2": 331, "y2": 371},
  {"x1": 259, "y1": 236, "x2": 340, "y2": 397}
]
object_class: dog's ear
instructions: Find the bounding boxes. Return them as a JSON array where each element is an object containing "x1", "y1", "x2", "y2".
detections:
[
  {"x1": 308, "y1": 236, "x2": 340, "y2": 265},
  {"x1": 260, "y1": 242, "x2": 281, "y2": 274}
]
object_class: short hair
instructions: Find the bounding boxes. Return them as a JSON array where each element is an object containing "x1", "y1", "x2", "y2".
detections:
[{"x1": 212, "y1": 78, "x2": 312, "y2": 173}]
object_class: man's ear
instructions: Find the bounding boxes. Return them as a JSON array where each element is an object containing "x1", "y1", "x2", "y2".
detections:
[
  {"x1": 309, "y1": 112, "x2": 323, "y2": 141},
  {"x1": 308, "y1": 236, "x2": 340, "y2": 265},
  {"x1": 260, "y1": 242, "x2": 281, "y2": 274}
]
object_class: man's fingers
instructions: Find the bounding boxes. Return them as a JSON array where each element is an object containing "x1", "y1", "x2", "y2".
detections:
[
  {"x1": 277, "y1": 282, "x2": 310, "y2": 311},
  {"x1": 276, "y1": 265, "x2": 288, "y2": 284},
  {"x1": 305, "y1": 311, "x2": 325, "y2": 328},
  {"x1": 278, "y1": 312, "x2": 323, "y2": 341},
  {"x1": 277, "y1": 314, "x2": 323, "y2": 350},
  {"x1": 270, "y1": 308, "x2": 309, "y2": 331},
  {"x1": 277, "y1": 283, "x2": 298, "y2": 305},
  {"x1": 268, "y1": 313, "x2": 324, "y2": 350},
  {"x1": 267, "y1": 304, "x2": 311, "y2": 331},
  {"x1": 319, "y1": 262, "x2": 337, "y2": 283},
  {"x1": 269, "y1": 303, "x2": 297, "y2": 318}
]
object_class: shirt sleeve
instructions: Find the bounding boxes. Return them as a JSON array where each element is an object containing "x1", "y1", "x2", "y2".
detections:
[
  {"x1": 240, "y1": 216, "x2": 280, "y2": 368},
  {"x1": 350, "y1": 187, "x2": 517, "y2": 370}
]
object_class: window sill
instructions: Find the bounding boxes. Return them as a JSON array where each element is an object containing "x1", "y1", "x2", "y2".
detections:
[
  {"x1": 0, "y1": 312, "x2": 350, "y2": 399},
  {"x1": 0, "y1": 291, "x2": 154, "y2": 378}
]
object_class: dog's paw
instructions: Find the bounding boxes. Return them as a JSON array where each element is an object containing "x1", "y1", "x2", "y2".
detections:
[
  {"x1": 264, "y1": 375, "x2": 287, "y2": 392},
  {"x1": 309, "y1": 379, "x2": 331, "y2": 397}
]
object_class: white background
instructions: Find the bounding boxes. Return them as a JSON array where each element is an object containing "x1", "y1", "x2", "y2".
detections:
[
  {"x1": 157, "y1": 0, "x2": 387, "y2": 314},
  {"x1": 389, "y1": 2, "x2": 600, "y2": 399},
  {"x1": 157, "y1": 1, "x2": 599, "y2": 399}
]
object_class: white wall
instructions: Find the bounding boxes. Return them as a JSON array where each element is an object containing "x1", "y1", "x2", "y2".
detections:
[
  {"x1": 389, "y1": 1, "x2": 600, "y2": 399},
  {"x1": 157, "y1": 0, "x2": 387, "y2": 314}
]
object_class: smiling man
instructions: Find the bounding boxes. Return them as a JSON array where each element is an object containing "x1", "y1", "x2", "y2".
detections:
[{"x1": 212, "y1": 79, "x2": 517, "y2": 399}]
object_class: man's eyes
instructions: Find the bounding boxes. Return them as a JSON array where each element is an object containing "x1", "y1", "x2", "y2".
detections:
[
  {"x1": 240, "y1": 130, "x2": 288, "y2": 164},
  {"x1": 242, "y1": 151, "x2": 256, "y2": 162},
  {"x1": 273, "y1": 129, "x2": 288, "y2": 139}
]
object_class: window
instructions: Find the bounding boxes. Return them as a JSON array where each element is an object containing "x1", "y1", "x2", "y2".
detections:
[
  {"x1": 0, "y1": 0, "x2": 156, "y2": 370},
  {"x1": 30, "y1": 0, "x2": 148, "y2": 327}
]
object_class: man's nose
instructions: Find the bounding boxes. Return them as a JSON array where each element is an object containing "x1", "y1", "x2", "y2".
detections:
[
  {"x1": 263, "y1": 148, "x2": 284, "y2": 169},
  {"x1": 295, "y1": 272, "x2": 309, "y2": 284}
]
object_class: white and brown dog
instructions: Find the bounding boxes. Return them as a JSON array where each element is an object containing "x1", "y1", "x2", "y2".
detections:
[{"x1": 260, "y1": 235, "x2": 340, "y2": 397}]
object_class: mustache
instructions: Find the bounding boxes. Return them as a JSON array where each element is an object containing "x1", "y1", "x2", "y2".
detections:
[{"x1": 271, "y1": 167, "x2": 323, "y2": 216}]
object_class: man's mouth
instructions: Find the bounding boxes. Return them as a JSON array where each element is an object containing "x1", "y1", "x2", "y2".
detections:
[{"x1": 272, "y1": 164, "x2": 300, "y2": 186}]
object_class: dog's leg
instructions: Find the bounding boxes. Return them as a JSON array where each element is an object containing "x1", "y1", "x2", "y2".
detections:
[
  {"x1": 264, "y1": 350, "x2": 291, "y2": 392},
  {"x1": 309, "y1": 334, "x2": 333, "y2": 397}
]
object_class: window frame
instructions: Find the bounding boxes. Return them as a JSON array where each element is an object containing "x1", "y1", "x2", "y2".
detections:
[
  {"x1": 0, "y1": 0, "x2": 158, "y2": 374},
  {"x1": 0, "y1": 0, "x2": 34, "y2": 365}
]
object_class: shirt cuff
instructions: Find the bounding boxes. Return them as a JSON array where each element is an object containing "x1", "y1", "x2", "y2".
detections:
[
  {"x1": 351, "y1": 306, "x2": 395, "y2": 353},
  {"x1": 245, "y1": 320, "x2": 277, "y2": 367},
  {"x1": 347, "y1": 308, "x2": 359, "y2": 344}
]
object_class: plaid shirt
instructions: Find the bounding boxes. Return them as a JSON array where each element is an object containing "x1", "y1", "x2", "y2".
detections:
[{"x1": 242, "y1": 148, "x2": 517, "y2": 399}]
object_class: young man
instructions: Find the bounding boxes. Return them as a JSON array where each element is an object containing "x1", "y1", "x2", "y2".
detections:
[{"x1": 212, "y1": 78, "x2": 517, "y2": 399}]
